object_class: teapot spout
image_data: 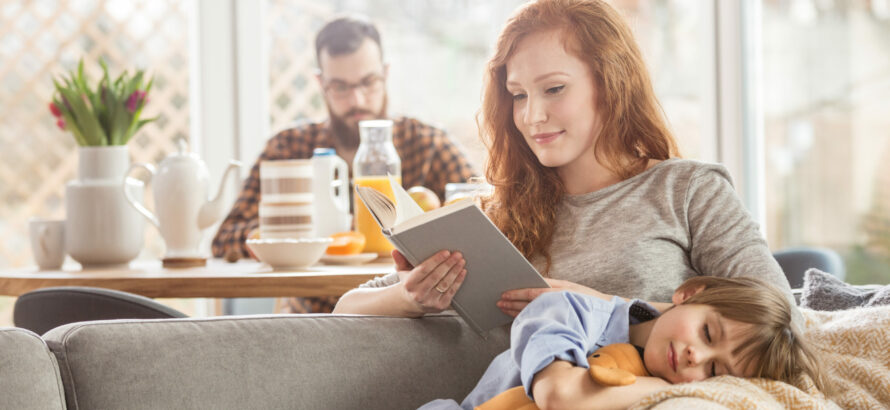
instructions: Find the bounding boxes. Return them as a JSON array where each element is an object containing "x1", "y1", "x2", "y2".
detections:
[{"x1": 198, "y1": 160, "x2": 243, "y2": 230}]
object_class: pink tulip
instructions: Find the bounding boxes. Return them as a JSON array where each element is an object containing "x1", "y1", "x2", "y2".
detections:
[
  {"x1": 56, "y1": 118, "x2": 66, "y2": 130},
  {"x1": 126, "y1": 90, "x2": 147, "y2": 113},
  {"x1": 49, "y1": 102, "x2": 62, "y2": 118}
]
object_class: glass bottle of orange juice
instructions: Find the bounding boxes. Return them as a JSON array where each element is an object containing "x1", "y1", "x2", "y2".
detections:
[{"x1": 353, "y1": 120, "x2": 401, "y2": 256}]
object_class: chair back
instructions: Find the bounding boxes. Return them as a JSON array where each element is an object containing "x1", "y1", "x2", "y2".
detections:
[
  {"x1": 773, "y1": 247, "x2": 846, "y2": 289},
  {"x1": 14, "y1": 286, "x2": 187, "y2": 335}
]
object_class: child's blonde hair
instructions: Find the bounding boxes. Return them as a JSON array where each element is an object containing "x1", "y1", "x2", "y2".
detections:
[{"x1": 676, "y1": 276, "x2": 827, "y2": 391}]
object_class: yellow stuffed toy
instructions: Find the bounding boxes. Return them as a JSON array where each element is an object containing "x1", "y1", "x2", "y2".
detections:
[{"x1": 475, "y1": 343, "x2": 649, "y2": 410}]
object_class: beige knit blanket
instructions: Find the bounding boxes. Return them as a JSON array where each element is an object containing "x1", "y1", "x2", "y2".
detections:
[{"x1": 631, "y1": 306, "x2": 890, "y2": 410}]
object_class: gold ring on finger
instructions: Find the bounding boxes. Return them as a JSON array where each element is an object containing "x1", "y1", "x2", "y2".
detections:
[{"x1": 435, "y1": 283, "x2": 448, "y2": 293}]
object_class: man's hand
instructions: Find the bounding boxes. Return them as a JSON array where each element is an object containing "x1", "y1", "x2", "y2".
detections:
[
  {"x1": 393, "y1": 249, "x2": 467, "y2": 315},
  {"x1": 223, "y1": 228, "x2": 260, "y2": 262}
]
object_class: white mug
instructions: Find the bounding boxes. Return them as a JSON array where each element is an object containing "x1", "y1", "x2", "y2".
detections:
[{"x1": 29, "y1": 218, "x2": 66, "y2": 270}]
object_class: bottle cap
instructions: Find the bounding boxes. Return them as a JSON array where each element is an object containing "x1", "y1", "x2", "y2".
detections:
[{"x1": 313, "y1": 147, "x2": 336, "y2": 157}]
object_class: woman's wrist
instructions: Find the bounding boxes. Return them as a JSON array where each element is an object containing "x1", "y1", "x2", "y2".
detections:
[
  {"x1": 393, "y1": 282, "x2": 427, "y2": 317},
  {"x1": 333, "y1": 284, "x2": 424, "y2": 317}
]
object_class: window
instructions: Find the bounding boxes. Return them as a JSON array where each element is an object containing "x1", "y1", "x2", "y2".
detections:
[
  {"x1": 0, "y1": 0, "x2": 195, "y2": 322},
  {"x1": 761, "y1": 0, "x2": 890, "y2": 284},
  {"x1": 617, "y1": 0, "x2": 711, "y2": 160}
]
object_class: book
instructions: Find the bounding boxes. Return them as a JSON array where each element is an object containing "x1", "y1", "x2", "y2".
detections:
[{"x1": 355, "y1": 177, "x2": 550, "y2": 335}]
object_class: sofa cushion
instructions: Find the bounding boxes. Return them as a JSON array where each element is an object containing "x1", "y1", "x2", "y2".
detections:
[
  {"x1": 43, "y1": 313, "x2": 509, "y2": 410},
  {"x1": 0, "y1": 327, "x2": 66, "y2": 409},
  {"x1": 800, "y1": 268, "x2": 890, "y2": 311}
]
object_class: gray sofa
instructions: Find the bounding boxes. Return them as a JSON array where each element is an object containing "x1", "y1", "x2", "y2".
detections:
[
  {"x1": 0, "y1": 327, "x2": 66, "y2": 409},
  {"x1": 1, "y1": 313, "x2": 508, "y2": 410}
]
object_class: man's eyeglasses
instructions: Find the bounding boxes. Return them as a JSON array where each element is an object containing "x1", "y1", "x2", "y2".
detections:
[{"x1": 323, "y1": 74, "x2": 385, "y2": 99}]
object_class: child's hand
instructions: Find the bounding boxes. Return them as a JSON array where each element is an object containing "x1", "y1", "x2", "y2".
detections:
[
  {"x1": 498, "y1": 279, "x2": 612, "y2": 317},
  {"x1": 532, "y1": 361, "x2": 671, "y2": 410}
]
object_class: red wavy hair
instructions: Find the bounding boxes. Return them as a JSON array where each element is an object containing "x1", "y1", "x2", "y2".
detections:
[{"x1": 479, "y1": 0, "x2": 679, "y2": 275}]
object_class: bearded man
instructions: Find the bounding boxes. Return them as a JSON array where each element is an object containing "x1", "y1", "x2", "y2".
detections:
[{"x1": 212, "y1": 16, "x2": 476, "y2": 313}]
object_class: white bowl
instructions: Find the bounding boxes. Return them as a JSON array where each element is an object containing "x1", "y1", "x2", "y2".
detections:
[{"x1": 246, "y1": 238, "x2": 334, "y2": 269}]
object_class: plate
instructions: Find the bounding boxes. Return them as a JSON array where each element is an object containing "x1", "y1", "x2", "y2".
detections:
[{"x1": 320, "y1": 253, "x2": 379, "y2": 265}]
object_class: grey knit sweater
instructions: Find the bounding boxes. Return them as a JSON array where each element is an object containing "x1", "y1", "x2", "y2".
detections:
[{"x1": 528, "y1": 158, "x2": 790, "y2": 303}]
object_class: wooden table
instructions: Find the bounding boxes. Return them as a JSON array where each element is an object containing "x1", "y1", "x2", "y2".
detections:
[{"x1": 0, "y1": 259, "x2": 394, "y2": 299}]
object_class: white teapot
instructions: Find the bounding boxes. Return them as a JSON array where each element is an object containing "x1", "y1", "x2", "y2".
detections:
[{"x1": 123, "y1": 139, "x2": 241, "y2": 259}]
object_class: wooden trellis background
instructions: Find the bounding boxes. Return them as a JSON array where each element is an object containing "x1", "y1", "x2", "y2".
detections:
[
  {"x1": 0, "y1": 0, "x2": 192, "y2": 269},
  {"x1": 266, "y1": 0, "x2": 331, "y2": 134}
]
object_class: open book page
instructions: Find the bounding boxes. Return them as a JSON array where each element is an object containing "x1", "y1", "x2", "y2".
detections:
[
  {"x1": 389, "y1": 174, "x2": 424, "y2": 226},
  {"x1": 392, "y1": 199, "x2": 475, "y2": 234},
  {"x1": 354, "y1": 186, "x2": 397, "y2": 230},
  {"x1": 356, "y1": 181, "x2": 479, "y2": 235},
  {"x1": 354, "y1": 178, "x2": 426, "y2": 232}
]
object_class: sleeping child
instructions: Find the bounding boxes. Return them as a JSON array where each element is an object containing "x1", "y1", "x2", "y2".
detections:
[{"x1": 421, "y1": 276, "x2": 827, "y2": 409}]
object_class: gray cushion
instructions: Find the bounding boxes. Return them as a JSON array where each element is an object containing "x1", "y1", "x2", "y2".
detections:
[
  {"x1": 43, "y1": 313, "x2": 509, "y2": 410},
  {"x1": 0, "y1": 327, "x2": 66, "y2": 409},
  {"x1": 800, "y1": 268, "x2": 890, "y2": 311}
]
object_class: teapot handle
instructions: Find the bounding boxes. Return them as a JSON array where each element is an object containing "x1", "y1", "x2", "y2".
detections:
[{"x1": 123, "y1": 163, "x2": 160, "y2": 229}]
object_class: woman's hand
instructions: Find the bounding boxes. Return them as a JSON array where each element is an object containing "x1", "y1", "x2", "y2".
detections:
[
  {"x1": 497, "y1": 279, "x2": 612, "y2": 317},
  {"x1": 393, "y1": 249, "x2": 467, "y2": 315}
]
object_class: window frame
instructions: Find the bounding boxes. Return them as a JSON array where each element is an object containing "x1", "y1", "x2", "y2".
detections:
[
  {"x1": 710, "y1": 0, "x2": 767, "y2": 233},
  {"x1": 192, "y1": 0, "x2": 269, "y2": 213}
]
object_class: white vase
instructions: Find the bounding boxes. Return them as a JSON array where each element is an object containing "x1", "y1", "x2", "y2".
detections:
[{"x1": 65, "y1": 146, "x2": 145, "y2": 268}]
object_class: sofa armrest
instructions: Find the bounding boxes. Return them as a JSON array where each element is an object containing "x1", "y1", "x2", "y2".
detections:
[{"x1": 0, "y1": 327, "x2": 66, "y2": 409}]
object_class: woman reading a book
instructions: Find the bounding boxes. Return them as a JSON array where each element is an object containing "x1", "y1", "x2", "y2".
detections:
[{"x1": 333, "y1": 0, "x2": 793, "y2": 319}]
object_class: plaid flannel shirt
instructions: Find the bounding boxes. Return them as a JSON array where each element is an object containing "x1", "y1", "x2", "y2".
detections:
[{"x1": 211, "y1": 116, "x2": 476, "y2": 313}]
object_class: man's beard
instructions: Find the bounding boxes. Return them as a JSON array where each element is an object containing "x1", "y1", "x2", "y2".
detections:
[{"x1": 328, "y1": 94, "x2": 388, "y2": 148}]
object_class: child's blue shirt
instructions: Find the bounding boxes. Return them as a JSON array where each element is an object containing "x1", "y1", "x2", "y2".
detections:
[{"x1": 420, "y1": 291, "x2": 660, "y2": 410}]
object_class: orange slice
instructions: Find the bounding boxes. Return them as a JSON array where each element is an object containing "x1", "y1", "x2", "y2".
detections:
[{"x1": 326, "y1": 231, "x2": 366, "y2": 255}]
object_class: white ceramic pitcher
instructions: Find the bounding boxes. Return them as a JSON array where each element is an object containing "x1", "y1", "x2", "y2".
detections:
[
  {"x1": 66, "y1": 146, "x2": 145, "y2": 268},
  {"x1": 311, "y1": 148, "x2": 351, "y2": 237},
  {"x1": 123, "y1": 139, "x2": 241, "y2": 259}
]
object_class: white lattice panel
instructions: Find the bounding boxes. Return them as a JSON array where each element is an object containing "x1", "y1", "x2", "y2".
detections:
[
  {"x1": 0, "y1": 0, "x2": 193, "y2": 269},
  {"x1": 266, "y1": 0, "x2": 332, "y2": 133}
]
